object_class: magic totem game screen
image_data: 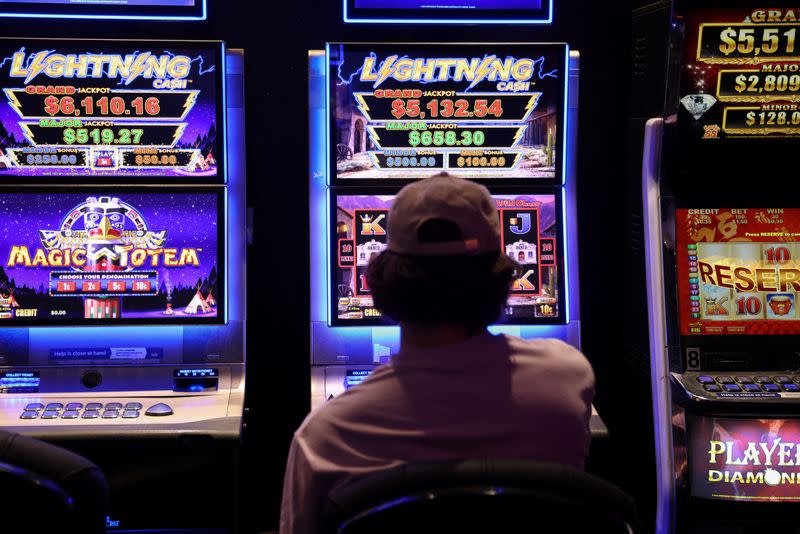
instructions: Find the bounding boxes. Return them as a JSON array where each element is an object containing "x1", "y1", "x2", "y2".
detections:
[{"x1": 0, "y1": 189, "x2": 223, "y2": 325}]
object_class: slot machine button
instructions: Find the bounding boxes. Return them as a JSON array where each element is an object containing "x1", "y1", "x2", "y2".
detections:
[
  {"x1": 41, "y1": 411, "x2": 60, "y2": 419},
  {"x1": 81, "y1": 411, "x2": 100, "y2": 419},
  {"x1": 145, "y1": 403, "x2": 173, "y2": 417},
  {"x1": 697, "y1": 376, "x2": 715, "y2": 385},
  {"x1": 782, "y1": 384, "x2": 800, "y2": 392},
  {"x1": 793, "y1": 376, "x2": 800, "y2": 384},
  {"x1": 124, "y1": 402, "x2": 143, "y2": 411},
  {"x1": 755, "y1": 376, "x2": 774, "y2": 384},
  {"x1": 703, "y1": 384, "x2": 722, "y2": 392},
  {"x1": 104, "y1": 403, "x2": 123, "y2": 411},
  {"x1": 762, "y1": 384, "x2": 781, "y2": 392},
  {"x1": 723, "y1": 384, "x2": 742, "y2": 392},
  {"x1": 25, "y1": 403, "x2": 44, "y2": 411},
  {"x1": 20, "y1": 411, "x2": 39, "y2": 419},
  {"x1": 775, "y1": 376, "x2": 793, "y2": 384},
  {"x1": 122, "y1": 410, "x2": 140, "y2": 419},
  {"x1": 734, "y1": 377, "x2": 754, "y2": 384},
  {"x1": 61, "y1": 410, "x2": 79, "y2": 419},
  {"x1": 102, "y1": 410, "x2": 119, "y2": 419},
  {"x1": 85, "y1": 403, "x2": 103, "y2": 411},
  {"x1": 742, "y1": 384, "x2": 761, "y2": 392},
  {"x1": 65, "y1": 403, "x2": 83, "y2": 411},
  {"x1": 716, "y1": 376, "x2": 734, "y2": 384},
  {"x1": 45, "y1": 403, "x2": 63, "y2": 411}
]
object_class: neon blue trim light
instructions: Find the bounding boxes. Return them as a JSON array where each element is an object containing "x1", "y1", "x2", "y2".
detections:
[{"x1": 343, "y1": 0, "x2": 553, "y2": 25}]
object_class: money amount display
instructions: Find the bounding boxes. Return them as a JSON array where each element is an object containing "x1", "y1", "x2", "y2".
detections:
[
  {"x1": 408, "y1": 130, "x2": 485, "y2": 147},
  {"x1": 745, "y1": 111, "x2": 800, "y2": 126},
  {"x1": 44, "y1": 96, "x2": 161, "y2": 117},
  {"x1": 734, "y1": 74, "x2": 800, "y2": 94},
  {"x1": 391, "y1": 98, "x2": 503, "y2": 120},
  {"x1": 718, "y1": 26, "x2": 797, "y2": 57},
  {"x1": 63, "y1": 128, "x2": 144, "y2": 145}
]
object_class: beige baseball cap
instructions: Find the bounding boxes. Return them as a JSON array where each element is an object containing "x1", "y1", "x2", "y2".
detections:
[{"x1": 387, "y1": 173, "x2": 501, "y2": 256}]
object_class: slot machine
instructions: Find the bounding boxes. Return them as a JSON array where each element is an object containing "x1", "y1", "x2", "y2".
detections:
[
  {"x1": 0, "y1": 37, "x2": 246, "y2": 533},
  {"x1": 309, "y1": 42, "x2": 606, "y2": 437},
  {"x1": 635, "y1": 2, "x2": 800, "y2": 532}
]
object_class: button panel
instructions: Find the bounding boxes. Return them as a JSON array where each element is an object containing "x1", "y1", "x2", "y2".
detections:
[
  {"x1": 17, "y1": 401, "x2": 150, "y2": 421},
  {"x1": 689, "y1": 374, "x2": 800, "y2": 397}
]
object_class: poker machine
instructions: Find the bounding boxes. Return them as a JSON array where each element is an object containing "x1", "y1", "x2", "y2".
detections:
[
  {"x1": 308, "y1": 42, "x2": 607, "y2": 438},
  {"x1": 0, "y1": 37, "x2": 246, "y2": 533},
  {"x1": 634, "y1": 1, "x2": 800, "y2": 532}
]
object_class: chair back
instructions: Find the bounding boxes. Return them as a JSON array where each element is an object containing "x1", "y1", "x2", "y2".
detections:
[{"x1": 325, "y1": 459, "x2": 638, "y2": 534}]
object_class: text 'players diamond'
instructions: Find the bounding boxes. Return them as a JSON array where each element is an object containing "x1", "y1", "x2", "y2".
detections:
[{"x1": 681, "y1": 94, "x2": 717, "y2": 120}]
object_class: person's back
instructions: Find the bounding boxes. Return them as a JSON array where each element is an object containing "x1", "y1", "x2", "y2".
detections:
[{"x1": 280, "y1": 174, "x2": 594, "y2": 534}]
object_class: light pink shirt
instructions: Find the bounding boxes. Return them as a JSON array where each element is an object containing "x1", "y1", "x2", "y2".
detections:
[{"x1": 280, "y1": 333, "x2": 595, "y2": 534}]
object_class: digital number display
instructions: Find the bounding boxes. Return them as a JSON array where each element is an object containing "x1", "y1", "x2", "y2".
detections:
[
  {"x1": 677, "y1": 208, "x2": 800, "y2": 336},
  {"x1": 328, "y1": 43, "x2": 566, "y2": 182},
  {"x1": 0, "y1": 189, "x2": 223, "y2": 326},
  {"x1": 680, "y1": 9, "x2": 800, "y2": 140},
  {"x1": 332, "y1": 191, "x2": 563, "y2": 326},
  {"x1": 0, "y1": 39, "x2": 223, "y2": 180}
]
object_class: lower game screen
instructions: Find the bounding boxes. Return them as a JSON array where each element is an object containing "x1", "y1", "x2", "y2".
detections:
[
  {"x1": 690, "y1": 416, "x2": 800, "y2": 502},
  {"x1": 0, "y1": 190, "x2": 222, "y2": 325},
  {"x1": 333, "y1": 192, "x2": 563, "y2": 325},
  {"x1": 677, "y1": 208, "x2": 800, "y2": 335}
]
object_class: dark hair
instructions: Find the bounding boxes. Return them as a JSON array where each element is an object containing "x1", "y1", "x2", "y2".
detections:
[{"x1": 366, "y1": 250, "x2": 520, "y2": 332}]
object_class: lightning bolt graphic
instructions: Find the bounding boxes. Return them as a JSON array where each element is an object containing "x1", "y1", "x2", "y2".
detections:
[
  {"x1": 522, "y1": 93, "x2": 542, "y2": 121},
  {"x1": 171, "y1": 123, "x2": 187, "y2": 147},
  {"x1": 367, "y1": 126, "x2": 382, "y2": 149},
  {"x1": 354, "y1": 93, "x2": 372, "y2": 121},
  {"x1": 512, "y1": 126, "x2": 528, "y2": 147},
  {"x1": 181, "y1": 90, "x2": 200, "y2": 119},
  {"x1": 3, "y1": 89, "x2": 23, "y2": 118},
  {"x1": 124, "y1": 52, "x2": 152, "y2": 86},
  {"x1": 374, "y1": 55, "x2": 398, "y2": 89},
  {"x1": 511, "y1": 153, "x2": 523, "y2": 170},
  {"x1": 466, "y1": 55, "x2": 498, "y2": 92},
  {"x1": 336, "y1": 48, "x2": 374, "y2": 86},
  {"x1": 20, "y1": 123, "x2": 36, "y2": 145}
]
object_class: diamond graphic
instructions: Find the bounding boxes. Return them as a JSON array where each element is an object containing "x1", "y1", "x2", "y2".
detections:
[{"x1": 681, "y1": 94, "x2": 717, "y2": 120}]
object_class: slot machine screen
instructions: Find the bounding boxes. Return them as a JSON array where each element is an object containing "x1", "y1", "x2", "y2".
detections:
[
  {"x1": 328, "y1": 43, "x2": 566, "y2": 183},
  {"x1": 0, "y1": 39, "x2": 223, "y2": 180},
  {"x1": 689, "y1": 415, "x2": 800, "y2": 502},
  {"x1": 332, "y1": 190, "x2": 564, "y2": 326},
  {"x1": 677, "y1": 208, "x2": 800, "y2": 336},
  {"x1": 0, "y1": 0, "x2": 206, "y2": 19},
  {"x1": 345, "y1": 0, "x2": 552, "y2": 23},
  {"x1": 0, "y1": 188, "x2": 224, "y2": 326}
]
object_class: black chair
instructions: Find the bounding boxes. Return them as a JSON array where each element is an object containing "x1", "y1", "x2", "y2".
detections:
[
  {"x1": 0, "y1": 430, "x2": 109, "y2": 534},
  {"x1": 325, "y1": 459, "x2": 638, "y2": 534}
]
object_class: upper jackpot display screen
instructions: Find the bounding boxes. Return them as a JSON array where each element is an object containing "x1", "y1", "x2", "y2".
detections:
[
  {"x1": 677, "y1": 208, "x2": 800, "y2": 336},
  {"x1": 0, "y1": 189, "x2": 223, "y2": 326},
  {"x1": 0, "y1": 0, "x2": 206, "y2": 20},
  {"x1": 333, "y1": 190, "x2": 564, "y2": 326},
  {"x1": 345, "y1": 0, "x2": 552, "y2": 24},
  {"x1": 679, "y1": 8, "x2": 800, "y2": 141},
  {"x1": 0, "y1": 39, "x2": 224, "y2": 181},
  {"x1": 328, "y1": 43, "x2": 567, "y2": 183}
]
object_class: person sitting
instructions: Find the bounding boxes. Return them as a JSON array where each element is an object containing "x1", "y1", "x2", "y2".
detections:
[{"x1": 280, "y1": 173, "x2": 594, "y2": 534}]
